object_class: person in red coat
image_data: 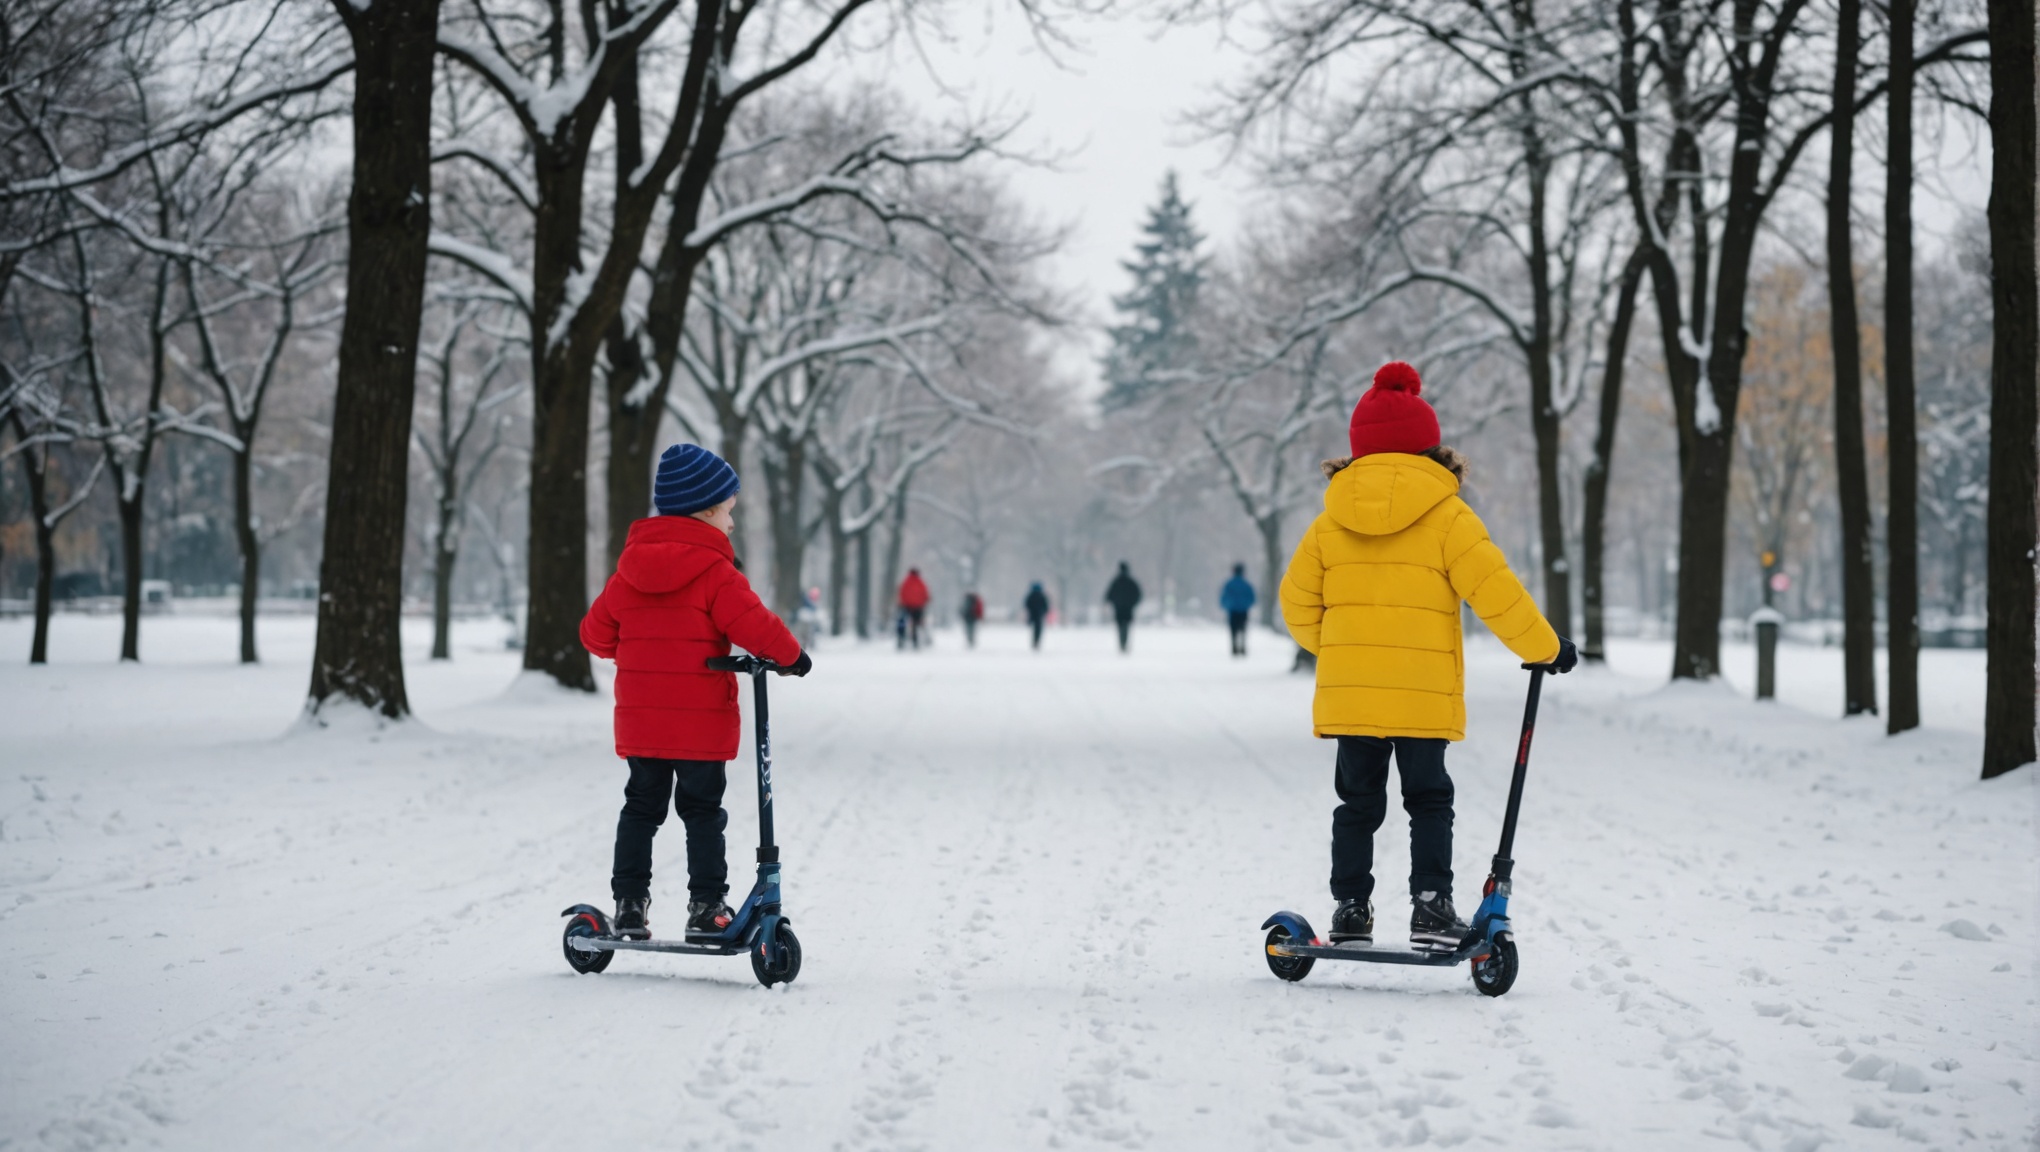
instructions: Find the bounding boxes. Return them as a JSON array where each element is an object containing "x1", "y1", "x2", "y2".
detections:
[
  {"x1": 896, "y1": 568, "x2": 931, "y2": 650},
  {"x1": 581, "y1": 443, "x2": 810, "y2": 941}
]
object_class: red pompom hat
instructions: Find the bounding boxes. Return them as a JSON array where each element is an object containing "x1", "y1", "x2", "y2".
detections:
[{"x1": 1347, "y1": 361, "x2": 1440, "y2": 458}]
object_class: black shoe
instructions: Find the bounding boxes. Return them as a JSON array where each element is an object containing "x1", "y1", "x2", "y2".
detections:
[
  {"x1": 1410, "y1": 891, "x2": 1470, "y2": 949},
  {"x1": 686, "y1": 899, "x2": 735, "y2": 938},
  {"x1": 614, "y1": 897, "x2": 651, "y2": 940},
  {"x1": 1329, "y1": 899, "x2": 1374, "y2": 944}
]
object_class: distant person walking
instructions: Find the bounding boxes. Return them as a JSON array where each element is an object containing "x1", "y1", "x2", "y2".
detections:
[
  {"x1": 1105, "y1": 562, "x2": 1143, "y2": 653},
  {"x1": 1024, "y1": 582, "x2": 1050, "y2": 650},
  {"x1": 960, "y1": 591, "x2": 984, "y2": 648},
  {"x1": 1220, "y1": 564, "x2": 1257, "y2": 657},
  {"x1": 897, "y1": 568, "x2": 930, "y2": 650}
]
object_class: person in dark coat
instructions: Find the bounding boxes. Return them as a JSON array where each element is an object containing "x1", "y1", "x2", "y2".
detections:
[
  {"x1": 1023, "y1": 582, "x2": 1050, "y2": 650},
  {"x1": 1220, "y1": 564, "x2": 1257, "y2": 657},
  {"x1": 1104, "y1": 562, "x2": 1143, "y2": 653},
  {"x1": 960, "y1": 591, "x2": 984, "y2": 648},
  {"x1": 581, "y1": 443, "x2": 810, "y2": 944}
]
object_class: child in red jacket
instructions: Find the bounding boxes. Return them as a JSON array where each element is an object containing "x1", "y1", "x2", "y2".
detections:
[{"x1": 580, "y1": 443, "x2": 810, "y2": 940}]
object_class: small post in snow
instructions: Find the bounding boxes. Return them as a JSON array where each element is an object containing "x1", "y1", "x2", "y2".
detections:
[{"x1": 1751, "y1": 607, "x2": 1785, "y2": 701}]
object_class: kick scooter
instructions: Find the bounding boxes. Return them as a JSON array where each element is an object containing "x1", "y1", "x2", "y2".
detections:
[
  {"x1": 560, "y1": 654, "x2": 802, "y2": 987},
  {"x1": 1259, "y1": 662, "x2": 1558, "y2": 997}
]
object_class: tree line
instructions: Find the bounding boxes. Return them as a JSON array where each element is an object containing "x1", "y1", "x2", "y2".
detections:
[{"x1": 0, "y1": 0, "x2": 2032, "y2": 778}]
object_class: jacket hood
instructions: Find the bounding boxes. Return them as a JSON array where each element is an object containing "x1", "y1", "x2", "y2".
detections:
[
  {"x1": 1323, "y1": 453, "x2": 1459, "y2": 536},
  {"x1": 616, "y1": 515, "x2": 733, "y2": 594}
]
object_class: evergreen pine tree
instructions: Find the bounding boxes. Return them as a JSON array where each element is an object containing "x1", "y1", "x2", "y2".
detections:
[{"x1": 1100, "y1": 172, "x2": 1206, "y2": 411}]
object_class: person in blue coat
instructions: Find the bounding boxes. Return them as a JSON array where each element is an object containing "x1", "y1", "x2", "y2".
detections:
[{"x1": 1220, "y1": 563, "x2": 1257, "y2": 657}]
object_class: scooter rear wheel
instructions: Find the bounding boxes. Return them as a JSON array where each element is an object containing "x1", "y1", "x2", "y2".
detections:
[
  {"x1": 1265, "y1": 925, "x2": 1314, "y2": 982},
  {"x1": 752, "y1": 923, "x2": 802, "y2": 987},
  {"x1": 1470, "y1": 937, "x2": 1517, "y2": 997},
  {"x1": 563, "y1": 909, "x2": 614, "y2": 975}
]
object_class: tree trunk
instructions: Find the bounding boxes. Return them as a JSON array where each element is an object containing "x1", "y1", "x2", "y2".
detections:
[
  {"x1": 602, "y1": 315, "x2": 654, "y2": 574},
  {"x1": 1520, "y1": 122, "x2": 1572, "y2": 639},
  {"x1": 117, "y1": 488, "x2": 144, "y2": 662},
  {"x1": 1258, "y1": 513, "x2": 1283, "y2": 631},
  {"x1": 233, "y1": 441, "x2": 259, "y2": 663},
  {"x1": 1885, "y1": 0, "x2": 1919, "y2": 733},
  {"x1": 1581, "y1": 250, "x2": 1646, "y2": 662},
  {"x1": 431, "y1": 495, "x2": 455, "y2": 661},
  {"x1": 1669, "y1": 429, "x2": 1733, "y2": 678},
  {"x1": 15, "y1": 430, "x2": 54, "y2": 665},
  {"x1": 1828, "y1": 0, "x2": 1879, "y2": 716},
  {"x1": 763, "y1": 435, "x2": 808, "y2": 618},
  {"x1": 31, "y1": 500, "x2": 52, "y2": 664},
  {"x1": 854, "y1": 508, "x2": 871, "y2": 639},
  {"x1": 825, "y1": 490, "x2": 848, "y2": 637},
  {"x1": 523, "y1": 338, "x2": 598, "y2": 691},
  {"x1": 520, "y1": 145, "x2": 600, "y2": 693},
  {"x1": 118, "y1": 259, "x2": 174, "y2": 664},
  {"x1": 1982, "y1": 0, "x2": 2037, "y2": 778},
  {"x1": 309, "y1": 0, "x2": 441, "y2": 718},
  {"x1": 880, "y1": 488, "x2": 908, "y2": 632}
]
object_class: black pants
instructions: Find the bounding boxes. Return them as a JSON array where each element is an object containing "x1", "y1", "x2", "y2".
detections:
[
  {"x1": 963, "y1": 618, "x2": 977, "y2": 647},
  {"x1": 1227, "y1": 611, "x2": 1249, "y2": 655},
  {"x1": 1029, "y1": 617, "x2": 1045, "y2": 648},
  {"x1": 1329, "y1": 736, "x2": 1454, "y2": 904},
  {"x1": 612, "y1": 757, "x2": 728, "y2": 901},
  {"x1": 1114, "y1": 614, "x2": 1133, "y2": 652},
  {"x1": 899, "y1": 607, "x2": 925, "y2": 649}
]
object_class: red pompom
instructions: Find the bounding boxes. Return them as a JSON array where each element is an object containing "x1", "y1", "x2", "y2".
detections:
[{"x1": 1373, "y1": 361, "x2": 1422, "y2": 396}]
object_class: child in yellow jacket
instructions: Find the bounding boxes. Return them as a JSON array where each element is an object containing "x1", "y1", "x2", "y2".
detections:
[{"x1": 1281, "y1": 361, "x2": 1577, "y2": 949}]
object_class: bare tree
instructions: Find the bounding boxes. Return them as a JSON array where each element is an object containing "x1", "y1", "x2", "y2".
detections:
[
  {"x1": 1883, "y1": 0, "x2": 1919, "y2": 732},
  {"x1": 1, "y1": 357, "x2": 103, "y2": 662},
  {"x1": 1826, "y1": 0, "x2": 1876, "y2": 716},
  {"x1": 413, "y1": 299, "x2": 522, "y2": 659},
  {"x1": 172, "y1": 181, "x2": 342, "y2": 664},
  {"x1": 310, "y1": 0, "x2": 444, "y2": 720},
  {"x1": 1579, "y1": 247, "x2": 1644, "y2": 660},
  {"x1": 1601, "y1": 0, "x2": 1983, "y2": 681},
  {"x1": 1982, "y1": 0, "x2": 2036, "y2": 777}
]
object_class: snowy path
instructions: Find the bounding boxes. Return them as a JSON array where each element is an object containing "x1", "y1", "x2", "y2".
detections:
[{"x1": 2, "y1": 617, "x2": 2034, "y2": 1151}]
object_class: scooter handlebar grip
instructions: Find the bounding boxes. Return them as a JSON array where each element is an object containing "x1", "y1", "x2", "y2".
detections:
[{"x1": 705, "y1": 656, "x2": 751, "y2": 671}]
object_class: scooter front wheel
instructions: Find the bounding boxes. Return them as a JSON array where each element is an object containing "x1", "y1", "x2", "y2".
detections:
[
  {"x1": 752, "y1": 923, "x2": 802, "y2": 987},
  {"x1": 563, "y1": 909, "x2": 614, "y2": 975},
  {"x1": 1265, "y1": 925, "x2": 1314, "y2": 982},
  {"x1": 1470, "y1": 936, "x2": 1517, "y2": 997}
]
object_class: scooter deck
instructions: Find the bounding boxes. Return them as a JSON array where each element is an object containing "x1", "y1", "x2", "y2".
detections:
[
  {"x1": 568, "y1": 935, "x2": 745, "y2": 957},
  {"x1": 1270, "y1": 936, "x2": 1492, "y2": 967}
]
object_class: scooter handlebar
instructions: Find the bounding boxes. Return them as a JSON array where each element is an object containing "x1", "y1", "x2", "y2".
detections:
[{"x1": 705, "y1": 654, "x2": 783, "y2": 674}]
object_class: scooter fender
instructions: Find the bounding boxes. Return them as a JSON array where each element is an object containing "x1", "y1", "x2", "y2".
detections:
[
  {"x1": 560, "y1": 904, "x2": 611, "y2": 935},
  {"x1": 1260, "y1": 910, "x2": 1318, "y2": 945},
  {"x1": 756, "y1": 912, "x2": 784, "y2": 966}
]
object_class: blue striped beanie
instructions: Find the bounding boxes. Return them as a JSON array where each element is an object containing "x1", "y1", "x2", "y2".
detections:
[{"x1": 653, "y1": 443, "x2": 740, "y2": 516}]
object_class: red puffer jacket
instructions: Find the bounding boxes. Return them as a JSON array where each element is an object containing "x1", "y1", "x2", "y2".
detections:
[
  {"x1": 898, "y1": 571, "x2": 930, "y2": 610},
  {"x1": 580, "y1": 516, "x2": 802, "y2": 761}
]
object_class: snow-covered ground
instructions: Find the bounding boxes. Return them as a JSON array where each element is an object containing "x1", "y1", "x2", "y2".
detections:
[{"x1": 2, "y1": 615, "x2": 2033, "y2": 1151}]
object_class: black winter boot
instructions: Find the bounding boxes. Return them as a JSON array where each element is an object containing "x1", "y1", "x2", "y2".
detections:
[
  {"x1": 1330, "y1": 899, "x2": 1374, "y2": 944},
  {"x1": 614, "y1": 897, "x2": 652, "y2": 941},
  {"x1": 686, "y1": 899, "x2": 735, "y2": 938},
  {"x1": 1410, "y1": 891, "x2": 1470, "y2": 949}
]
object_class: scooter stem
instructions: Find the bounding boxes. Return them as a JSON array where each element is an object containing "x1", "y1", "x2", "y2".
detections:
[
  {"x1": 749, "y1": 667, "x2": 777, "y2": 859},
  {"x1": 1489, "y1": 667, "x2": 1546, "y2": 880}
]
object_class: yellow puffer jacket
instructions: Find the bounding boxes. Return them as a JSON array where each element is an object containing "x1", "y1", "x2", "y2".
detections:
[{"x1": 1280, "y1": 453, "x2": 1559, "y2": 740}]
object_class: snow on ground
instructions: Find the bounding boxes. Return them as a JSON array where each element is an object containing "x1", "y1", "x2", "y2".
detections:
[{"x1": 1, "y1": 615, "x2": 2034, "y2": 1151}]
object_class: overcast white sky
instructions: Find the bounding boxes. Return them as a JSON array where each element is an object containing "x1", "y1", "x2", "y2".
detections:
[{"x1": 844, "y1": 7, "x2": 1262, "y2": 385}]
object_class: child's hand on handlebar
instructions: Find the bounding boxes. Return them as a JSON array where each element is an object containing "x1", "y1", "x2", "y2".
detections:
[
  {"x1": 1551, "y1": 636, "x2": 1578, "y2": 673},
  {"x1": 777, "y1": 650, "x2": 813, "y2": 678}
]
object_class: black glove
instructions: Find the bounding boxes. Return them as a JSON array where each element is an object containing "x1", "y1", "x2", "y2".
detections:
[
  {"x1": 1552, "y1": 635, "x2": 1579, "y2": 674},
  {"x1": 778, "y1": 650, "x2": 812, "y2": 678}
]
